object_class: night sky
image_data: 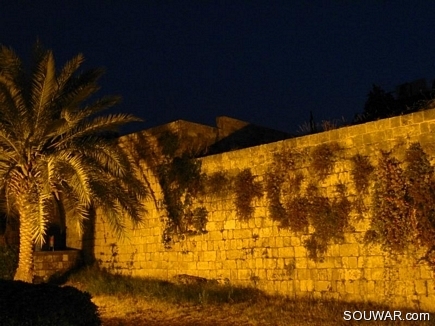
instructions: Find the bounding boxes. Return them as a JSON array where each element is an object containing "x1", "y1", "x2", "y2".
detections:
[{"x1": 2, "y1": 1, "x2": 435, "y2": 135}]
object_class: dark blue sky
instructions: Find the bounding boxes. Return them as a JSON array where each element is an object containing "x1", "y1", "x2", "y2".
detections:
[{"x1": 2, "y1": 1, "x2": 435, "y2": 134}]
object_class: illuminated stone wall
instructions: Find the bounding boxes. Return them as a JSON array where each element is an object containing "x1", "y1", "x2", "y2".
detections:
[{"x1": 90, "y1": 109, "x2": 435, "y2": 312}]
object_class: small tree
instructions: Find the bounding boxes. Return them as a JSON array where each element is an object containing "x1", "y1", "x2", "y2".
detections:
[{"x1": 0, "y1": 43, "x2": 148, "y2": 282}]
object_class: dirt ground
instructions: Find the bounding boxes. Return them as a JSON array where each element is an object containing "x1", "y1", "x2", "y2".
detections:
[
  {"x1": 64, "y1": 279, "x2": 433, "y2": 326},
  {"x1": 93, "y1": 295, "x2": 259, "y2": 326}
]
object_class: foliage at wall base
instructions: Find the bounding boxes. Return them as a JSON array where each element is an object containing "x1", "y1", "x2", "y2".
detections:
[{"x1": 0, "y1": 245, "x2": 18, "y2": 280}]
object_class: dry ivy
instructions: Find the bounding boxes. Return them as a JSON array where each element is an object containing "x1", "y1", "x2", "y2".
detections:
[
  {"x1": 351, "y1": 154, "x2": 374, "y2": 194},
  {"x1": 234, "y1": 168, "x2": 263, "y2": 221},
  {"x1": 205, "y1": 171, "x2": 233, "y2": 198},
  {"x1": 310, "y1": 142, "x2": 341, "y2": 181},
  {"x1": 304, "y1": 183, "x2": 351, "y2": 261},
  {"x1": 350, "y1": 154, "x2": 374, "y2": 218},
  {"x1": 366, "y1": 151, "x2": 410, "y2": 251},
  {"x1": 154, "y1": 133, "x2": 209, "y2": 248},
  {"x1": 265, "y1": 150, "x2": 306, "y2": 231},
  {"x1": 403, "y1": 143, "x2": 435, "y2": 265},
  {"x1": 365, "y1": 144, "x2": 435, "y2": 270}
]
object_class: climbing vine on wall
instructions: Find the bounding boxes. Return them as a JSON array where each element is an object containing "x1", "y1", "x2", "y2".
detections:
[
  {"x1": 365, "y1": 144, "x2": 435, "y2": 268},
  {"x1": 263, "y1": 143, "x2": 351, "y2": 259},
  {"x1": 152, "y1": 132, "x2": 208, "y2": 248},
  {"x1": 205, "y1": 171, "x2": 233, "y2": 198},
  {"x1": 365, "y1": 151, "x2": 411, "y2": 251},
  {"x1": 310, "y1": 142, "x2": 341, "y2": 181},
  {"x1": 265, "y1": 150, "x2": 297, "y2": 226},
  {"x1": 136, "y1": 127, "x2": 435, "y2": 270},
  {"x1": 234, "y1": 168, "x2": 263, "y2": 221},
  {"x1": 304, "y1": 183, "x2": 351, "y2": 260},
  {"x1": 403, "y1": 143, "x2": 435, "y2": 260},
  {"x1": 350, "y1": 154, "x2": 374, "y2": 217}
]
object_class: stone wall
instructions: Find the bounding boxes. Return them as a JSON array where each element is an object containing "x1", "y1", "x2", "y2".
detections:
[
  {"x1": 33, "y1": 250, "x2": 81, "y2": 282},
  {"x1": 89, "y1": 109, "x2": 435, "y2": 312}
]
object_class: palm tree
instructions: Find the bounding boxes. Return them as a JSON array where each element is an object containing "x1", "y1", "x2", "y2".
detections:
[{"x1": 0, "y1": 43, "x2": 148, "y2": 282}]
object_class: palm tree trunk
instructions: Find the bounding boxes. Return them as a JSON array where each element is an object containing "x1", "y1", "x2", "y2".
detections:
[{"x1": 14, "y1": 194, "x2": 35, "y2": 283}]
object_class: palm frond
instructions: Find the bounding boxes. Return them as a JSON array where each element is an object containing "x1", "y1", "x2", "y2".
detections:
[
  {"x1": 0, "y1": 76, "x2": 27, "y2": 124},
  {"x1": 52, "y1": 96, "x2": 121, "y2": 138},
  {"x1": 31, "y1": 187, "x2": 51, "y2": 246},
  {"x1": 54, "y1": 68, "x2": 104, "y2": 111},
  {"x1": 64, "y1": 96, "x2": 121, "y2": 124},
  {"x1": 75, "y1": 140, "x2": 131, "y2": 177},
  {"x1": 0, "y1": 130, "x2": 21, "y2": 160},
  {"x1": 99, "y1": 200, "x2": 125, "y2": 238},
  {"x1": 30, "y1": 50, "x2": 56, "y2": 138},
  {"x1": 88, "y1": 178, "x2": 139, "y2": 237},
  {"x1": 119, "y1": 171, "x2": 150, "y2": 202},
  {"x1": 61, "y1": 192, "x2": 88, "y2": 236},
  {"x1": 54, "y1": 152, "x2": 92, "y2": 206},
  {"x1": 0, "y1": 46, "x2": 24, "y2": 83},
  {"x1": 65, "y1": 113, "x2": 141, "y2": 144},
  {"x1": 56, "y1": 53, "x2": 85, "y2": 91}
]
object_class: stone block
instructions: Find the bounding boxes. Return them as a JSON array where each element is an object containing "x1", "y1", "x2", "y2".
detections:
[
  {"x1": 223, "y1": 259, "x2": 237, "y2": 270},
  {"x1": 348, "y1": 124, "x2": 367, "y2": 137},
  {"x1": 208, "y1": 231, "x2": 222, "y2": 241},
  {"x1": 340, "y1": 244, "x2": 359, "y2": 257},
  {"x1": 318, "y1": 269, "x2": 331, "y2": 281},
  {"x1": 264, "y1": 258, "x2": 277, "y2": 269},
  {"x1": 203, "y1": 251, "x2": 217, "y2": 261},
  {"x1": 317, "y1": 257, "x2": 335, "y2": 268},
  {"x1": 342, "y1": 257, "x2": 358, "y2": 268},
  {"x1": 224, "y1": 219, "x2": 235, "y2": 230},
  {"x1": 415, "y1": 280, "x2": 430, "y2": 296},
  {"x1": 412, "y1": 111, "x2": 424, "y2": 123},
  {"x1": 300, "y1": 279, "x2": 314, "y2": 292},
  {"x1": 225, "y1": 249, "x2": 242, "y2": 260},
  {"x1": 290, "y1": 237, "x2": 301, "y2": 247},
  {"x1": 358, "y1": 256, "x2": 384, "y2": 268},
  {"x1": 423, "y1": 108, "x2": 435, "y2": 121},
  {"x1": 297, "y1": 269, "x2": 310, "y2": 280},
  {"x1": 259, "y1": 227, "x2": 274, "y2": 237},
  {"x1": 295, "y1": 258, "x2": 308, "y2": 269},
  {"x1": 315, "y1": 281, "x2": 330, "y2": 292},
  {"x1": 345, "y1": 281, "x2": 358, "y2": 294},
  {"x1": 370, "y1": 268, "x2": 384, "y2": 280},
  {"x1": 400, "y1": 115, "x2": 413, "y2": 126},
  {"x1": 294, "y1": 246, "x2": 307, "y2": 257},
  {"x1": 343, "y1": 269, "x2": 362, "y2": 281},
  {"x1": 420, "y1": 265, "x2": 433, "y2": 279},
  {"x1": 255, "y1": 258, "x2": 264, "y2": 269},
  {"x1": 236, "y1": 259, "x2": 247, "y2": 269},
  {"x1": 331, "y1": 269, "x2": 340, "y2": 281},
  {"x1": 277, "y1": 247, "x2": 294, "y2": 258}
]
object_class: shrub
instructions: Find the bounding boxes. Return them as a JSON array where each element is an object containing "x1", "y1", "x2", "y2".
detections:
[
  {"x1": 0, "y1": 279, "x2": 101, "y2": 325},
  {"x1": 0, "y1": 245, "x2": 18, "y2": 280}
]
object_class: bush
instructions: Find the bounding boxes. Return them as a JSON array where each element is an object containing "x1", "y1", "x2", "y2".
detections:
[
  {"x1": 0, "y1": 245, "x2": 18, "y2": 280},
  {"x1": 0, "y1": 279, "x2": 101, "y2": 325}
]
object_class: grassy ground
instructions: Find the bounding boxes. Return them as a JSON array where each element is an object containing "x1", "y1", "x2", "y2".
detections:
[{"x1": 64, "y1": 267, "x2": 434, "y2": 326}]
